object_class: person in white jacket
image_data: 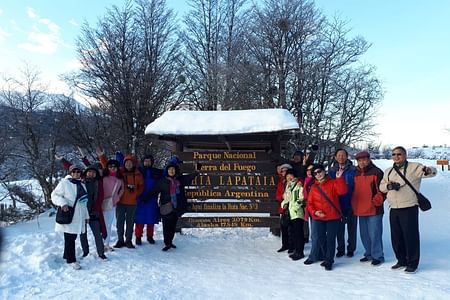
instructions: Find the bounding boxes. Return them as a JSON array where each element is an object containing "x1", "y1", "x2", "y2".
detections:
[
  {"x1": 52, "y1": 165, "x2": 90, "y2": 270},
  {"x1": 380, "y1": 146, "x2": 436, "y2": 274}
]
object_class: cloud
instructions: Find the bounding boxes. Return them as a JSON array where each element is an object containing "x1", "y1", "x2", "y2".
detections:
[
  {"x1": 17, "y1": 17, "x2": 61, "y2": 54},
  {"x1": 27, "y1": 7, "x2": 37, "y2": 18},
  {"x1": 0, "y1": 26, "x2": 10, "y2": 41},
  {"x1": 69, "y1": 19, "x2": 79, "y2": 27}
]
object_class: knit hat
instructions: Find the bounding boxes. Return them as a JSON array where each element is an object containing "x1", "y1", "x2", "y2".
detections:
[
  {"x1": 83, "y1": 164, "x2": 100, "y2": 177},
  {"x1": 355, "y1": 151, "x2": 370, "y2": 160},
  {"x1": 280, "y1": 163, "x2": 293, "y2": 170},
  {"x1": 69, "y1": 164, "x2": 83, "y2": 173},
  {"x1": 293, "y1": 150, "x2": 304, "y2": 158},
  {"x1": 107, "y1": 159, "x2": 120, "y2": 168},
  {"x1": 165, "y1": 163, "x2": 179, "y2": 176},
  {"x1": 312, "y1": 164, "x2": 326, "y2": 174}
]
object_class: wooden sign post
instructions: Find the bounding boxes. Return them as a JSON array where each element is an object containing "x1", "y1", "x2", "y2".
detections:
[
  {"x1": 436, "y1": 159, "x2": 449, "y2": 171},
  {"x1": 177, "y1": 150, "x2": 279, "y2": 229}
]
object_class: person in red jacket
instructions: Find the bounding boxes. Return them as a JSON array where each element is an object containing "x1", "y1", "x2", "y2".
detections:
[{"x1": 304, "y1": 164, "x2": 347, "y2": 271}]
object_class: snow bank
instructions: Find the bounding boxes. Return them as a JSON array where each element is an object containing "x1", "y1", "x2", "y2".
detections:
[{"x1": 1, "y1": 159, "x2": 449, "y2": 299}]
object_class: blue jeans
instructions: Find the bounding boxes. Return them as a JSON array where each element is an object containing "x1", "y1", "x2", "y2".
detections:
[
  {"x1": 308, "y1": 219, "x2": 339, "y2": 264},
  {"x1": 359, "y1": 214, "x2": 384, "y2": 261}
]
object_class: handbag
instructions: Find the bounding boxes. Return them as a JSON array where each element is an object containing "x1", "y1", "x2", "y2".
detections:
[
  {"x1": 393, "y1": 166, "x2": 432, "y2": 211},
  {"x1": 280, "y1": 206, "x2": 290, "y2": 227},
  {"x1": 160, "y1": 201, "x2": 173, "y2": 216},
  {"x1": 56, "y1": 197, "x2": 79, "y2": 224}
]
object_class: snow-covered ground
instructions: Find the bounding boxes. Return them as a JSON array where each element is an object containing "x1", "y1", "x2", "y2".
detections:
[{"x1": 1, "y1": 159, "x2": 449, "y2": 299}]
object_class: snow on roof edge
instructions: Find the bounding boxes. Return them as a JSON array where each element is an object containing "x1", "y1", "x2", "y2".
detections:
[{"x1": 144, "y1": 109, "x2": 299, "y2": 136}]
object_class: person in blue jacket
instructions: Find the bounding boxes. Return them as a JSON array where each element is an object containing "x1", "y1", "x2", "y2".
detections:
[
  {"x1": 328, "y1": 148, "x2": 357, "y2": 257},
  {"x1": 134, "y1": 154, "x2": 163, "y2": 245}
]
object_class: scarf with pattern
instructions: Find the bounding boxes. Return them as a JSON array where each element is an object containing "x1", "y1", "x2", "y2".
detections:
[{"x1": 167, "y1": 176, "x2": 180, "y2": 208}]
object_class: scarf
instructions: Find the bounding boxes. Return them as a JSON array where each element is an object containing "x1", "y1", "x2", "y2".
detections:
[
  {"x1": 69, "y1": 178, "x2": 88, "y2": 204},
  {"x1": 167, "y1": 176, "x2": 180, "y2": 208}
]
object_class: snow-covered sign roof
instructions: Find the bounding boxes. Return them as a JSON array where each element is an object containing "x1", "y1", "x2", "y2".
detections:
[{"x1": 144, "y1": 109, "x2": 299, "y2": 136}]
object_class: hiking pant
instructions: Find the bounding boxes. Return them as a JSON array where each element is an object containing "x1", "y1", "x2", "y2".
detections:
[
  {"x1": 80, "y1": 218, "x2": 105, "y2": 256},
  {"x1": 162, "y1": 212, "x2": 178, "y2": 246},
  {"x1": 116, "y1": 204, "x2": 137, "y2": 243},
  {"x1": 337, "y1": 207, "x2": 357, "y2": 253}
]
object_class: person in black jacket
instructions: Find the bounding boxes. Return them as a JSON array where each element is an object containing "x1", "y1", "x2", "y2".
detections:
[{"x1": 147, "y1": 163, "x2": 199, "y2": 251}]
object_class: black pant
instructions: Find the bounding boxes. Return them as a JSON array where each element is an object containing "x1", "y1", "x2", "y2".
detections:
[
  {"x1": 116, "y1": 204, "x2": 137, "y2": 243},
  {"x1": 390, "y1": 206, "x2": 420, "y2": 269},
  {"x1": 291, "y1": 218, "x2": 305, "y2": 255},
  {"x1": 315, "y1": 219, "x2": 339, "y2": 264},
  {"x1": 337, "y1": 207, "x2": 357, "y2": 253},
  {"x1": 162, "y1": 212, "x2": 178, "y2": 246},
  {"x1": 280, "y1": 219, "x2": 293, "y2": 250},
  {"x1": 80, "y1": 219, "x2": 104, "y2": 256},
  {"x1": 63, "y1": 232, "x2": 77, "y2": 263}
]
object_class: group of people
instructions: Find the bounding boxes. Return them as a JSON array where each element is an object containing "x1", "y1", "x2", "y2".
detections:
[
  {"x1": 276, "y1": 146, "x2": 436, "y2": 273},
  {"x1": 52, "y1": 149, "x2": 198, "y2": 270}
]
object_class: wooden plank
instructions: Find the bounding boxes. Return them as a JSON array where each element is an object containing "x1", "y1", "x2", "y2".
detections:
[
  {"x1": 179, "y1": 162, "x2": 277, "y2": 174},
  {"x1": 186, "y1": 201, "x2": 279, "y2": 213},
  {"x1": 178, "y1": 216, "x2": 280, "y2": 228},
  {"x1": 175, "y1": 150, "x2": 273, "y2": 162},
  {"x1": 185, "y1": 187, "x2": 276, "y2": 200},
  {"x1": 188, "y1": 174, "x2": 277, "y2": 188}
]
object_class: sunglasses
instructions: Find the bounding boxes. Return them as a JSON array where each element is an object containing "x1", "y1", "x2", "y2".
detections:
[
  {"x1": 391, "y1": 153, "x2": 403, "y2": 157},
  {"x1": 313, "y1": 170, "x2": 324, "y2": 176}
]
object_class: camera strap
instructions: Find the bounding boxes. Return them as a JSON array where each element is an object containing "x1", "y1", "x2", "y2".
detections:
[{"x1": 392, "y1": 165, "x2": 420, "y2": 197}]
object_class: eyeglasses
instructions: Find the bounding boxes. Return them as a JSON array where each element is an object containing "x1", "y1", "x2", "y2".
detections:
[
  {"x1": 307, "y1": 168, "x2": 314, "y2": 171},
  {"x1": 71, "y1": 170, "x2": 81, "y2": 174},
  {"x1": 108, "y1": 165, "x2": 118, "y2": 169},
  {"x1": 391, "y1": 153, "x2": 403, "y2": 157},
  {"x1": 313, "y1": 170, "x2": 324, "y2": 176}
]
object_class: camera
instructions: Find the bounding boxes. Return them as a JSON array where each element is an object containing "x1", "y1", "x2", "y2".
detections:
[
  {"x1": 305, "y1": 144, "x2": 319, "y2": 154},
  {"x1": 387, "y1": 182, "x2": 401, "y2": 191},
  {"x1": 127, "y1": 184, "x2": 135, "y2": 192}
]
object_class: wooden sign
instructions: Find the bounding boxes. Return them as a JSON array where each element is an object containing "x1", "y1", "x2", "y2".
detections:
[
  {"x1": 436, "y1": 160, "x2": 448, "y2": 165},
  {"x1": 185, "y1": 187, "x2": 276, "y2": 200},
  {"x1": 178, "y1": 216, "x2": 280, "y2": 228},
  {"x1": 175, "y1": 151, "x2": 273, "y2": 162},
  {"x1": 186, "y1": 201, "x2": 279, "y2": 213},
  {"x1": 189, "y1": 174, "x2": 277, "y2": 188},
  {"x1": 179, "y1": 162, "x2": 276, "y2": 174}
]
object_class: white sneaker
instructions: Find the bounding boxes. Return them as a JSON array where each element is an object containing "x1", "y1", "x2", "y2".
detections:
[{"x1": 69, "y1": 262, "x2": 81, "y2": 270}]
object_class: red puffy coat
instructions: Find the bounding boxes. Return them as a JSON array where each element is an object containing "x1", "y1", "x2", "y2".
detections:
[
  {"x1": 352, "y1": 162, "x2": 385, "y2": 216},
  {"x1": 307, "y1": 176, "x2": 347, "y2": 221}
]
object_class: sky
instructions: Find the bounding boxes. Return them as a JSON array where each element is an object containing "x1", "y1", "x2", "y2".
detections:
[{"x1": 0, "y1": 0, "x2": 449, "y2": 148}]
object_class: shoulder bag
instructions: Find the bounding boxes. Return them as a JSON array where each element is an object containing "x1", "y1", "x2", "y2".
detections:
[
  {"x1": 56, "y1": 197, "x2": 79, "y2": 224},
  {"x1": 316, "y1": 185, "x2": 343, "y2": 218},
  {"x1": 393, "y1": 166, "x2": 431, "y2": 211}
]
